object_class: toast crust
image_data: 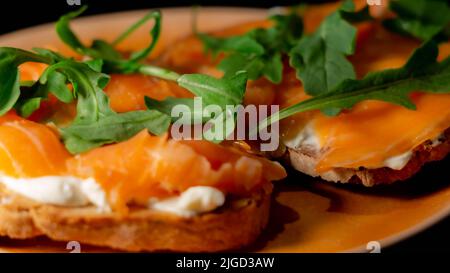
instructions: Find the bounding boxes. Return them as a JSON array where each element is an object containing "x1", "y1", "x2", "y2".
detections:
[
  {"x1": 287, "y1": 129, "x2": 450, "y2": 186},
  {"x1": 0, "y1": 185, "x2": 271, "y2": 252}
]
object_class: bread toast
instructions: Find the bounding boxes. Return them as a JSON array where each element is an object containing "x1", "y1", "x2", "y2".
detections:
[
  {"x1": 0, "y1": 185, "x2": 271, "y2": 252},
  {"x1": 286, "y1": 129, "x2": 450, "y2": 186}
]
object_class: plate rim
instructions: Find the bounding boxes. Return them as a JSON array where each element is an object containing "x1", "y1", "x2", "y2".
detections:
[
  {"x1": 346, "y1": 201, "x2": 450, "y2": 252},
  {"x1": 0, "y1": 6, "x2": 268, "y2": 43}
]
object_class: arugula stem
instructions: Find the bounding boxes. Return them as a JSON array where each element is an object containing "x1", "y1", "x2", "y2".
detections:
[
  {"x1": 191, "y1": 6, "x2": 200, "y2": 35},
  {"x1": 138, "y1": 65, "x2": 181, "y2": 81},
  {"x1": 112, "y1": 11, "x2": 160, "y2": 46},
  {"x1": 249, "y1": 98, "x2": 319, "y2": 137}
]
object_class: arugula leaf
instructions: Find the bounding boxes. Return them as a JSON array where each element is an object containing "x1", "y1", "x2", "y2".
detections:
[
  {"x1": 216, "y1": 53, "x2": 265, "y2": 80},
  {"x1": 383, "y1": 0, "x2": 450, "y2": 41},
  {"x1": 340, "y1": 4, "x2": 373, "y2": 23},
  {"x1": 56, "y1": 6, "x2": 127, "y2": 63},
  {"x1": 0, "y1": 46, "x2": 171, "y2": 152},
  {"x1": 147, "y1": 72, "x2": 247, "y2": 144},
  {"x1": 0, "y1": 48, "x2": 51, "y2": 115},
  {"x1": 138, "y1": 65, "x2": 181, "y2": 81},
  {"x1": 1, "y1": 6, "x2": 250, "y2": 150},
  {"x1": 177, "y1": 71, "x2": 247, "y2": 107},
  {"x1": 89, "y1": 40, "x2": 122, "y2": 61},
  {"x1": 145, "y1": 97, "x2": 194, "y2": 115},
  {"x1": 255, "y1": 40, "x2": 450, "y2": 135},
  {"x1": 289, "y1": 0, "x2": 363, "y2": 96},
  {"x1": 83, "y1": 58, "x2": 104, "y2": 72},
  {"x1": 40, "y1": 60, "x2": 170, "y2": 154},
  {"x1": 117, "y1": 11, "x2": 161, "y2": 63},
  {"x1": 56, "y1": 6, "x2": 91, "y2": 55},
  {"x1": 16, "y1": 97, "x2": 42, "y2": 118},
  {"x1": 199, "y1": 11, "x2": 303, "y2": 83},
  {"x1": 144, "y1": 71, "x2": 247, "y2": 126},
  {"x1": 15, "y1": 70, "x2": 74, "y2": 118},
  {"x1": 144, "y1": 71, "x2": 248, "y2": 144},
  {"x1": 203, "y1": 108, "x2": 236, "y2": 143},
  {"x1": 56, "y1": 6, "x2": 161, "y2": 73},
  {"x1": 145, "y1": 96, "x2": 205, "y2": 123},
  {"x1": 140, "y1": 65, "x2": 248, "y2": 111},
  {"x1": 60, "y1": 110, "x2": 170, "y2": 153},
  {"x1": 40, "y1": 72, "x2": 74, "y2": 103},
  {"x1": 32, "y1": 48, "x2": 68, "y2": 63},
  {"x1": 199, "y1": 35, "x2": 265, "y2": 57},
  {"x1": 7, "y1": 48, "x2": 76, "y2": 118},
  {"x1": 55, "y1": 6, "x2": 248, "y2": 144},
  {"x1": 40, "y1": 60, "x2": 112, "y2": 122}
]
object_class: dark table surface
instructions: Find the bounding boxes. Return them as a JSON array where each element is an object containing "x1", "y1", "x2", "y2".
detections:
[
  {"x1": 385, "y1": 216, "x2": 450, "y2": 253},
  {"x1": 0, "y1": 0, "x2": 449, "y2": 253}
]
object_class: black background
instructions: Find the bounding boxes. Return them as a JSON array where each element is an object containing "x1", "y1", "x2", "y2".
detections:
[
  {"x1": 0, "y1": 0, "x2": 329, "y2": 35},
  {"x1": 0, "y1": 0, "x2": 449, "y2": 253}
]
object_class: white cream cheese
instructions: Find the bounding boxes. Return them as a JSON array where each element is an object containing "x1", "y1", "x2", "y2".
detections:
[
  {"x1": 0, "y1": 176, "x2": 225, "y2": 217},
  {"x1": 0, "y1": 176, "x2": 110, "y2": 212},
  {"x1": 383, "y1": 151, "x2": 413, "y2": 170},
  {"x1": 382, "y1": 134, "x2": 444, "y2": 170},
  {"x1": 431, "y1": 134, "x2": 444, "y2": 147},
  {"x1": 148, "y1": 186, "x2": 225, "y2": 217},
  {"x1": 283, "y1": 122, "x2": 320, "y2": 151}
]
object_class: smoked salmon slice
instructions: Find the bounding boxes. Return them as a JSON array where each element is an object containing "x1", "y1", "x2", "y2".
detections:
[
  {"x1": 0, "y1": 114, "x2": 286, "y2": 212},
  {"x1": 105, "y1": 74, "x2": 193, "y2": 113},
  {"x1": 0, "y1": 112, "x2": 70, "y2": 177},
  {"x1": 68, "y1": 130, "x2": 286, "y2": 212}
]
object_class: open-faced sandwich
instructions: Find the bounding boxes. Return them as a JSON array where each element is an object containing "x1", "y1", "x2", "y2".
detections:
[
  {"x1": 161, "y1": 0, "x2": 450, "y2": 186},
  {"x1": 0, "y1": 0, "x2": 449, "y2": 252},
  {"x1": 0, "y1": 8, "x2": 288, "y2": 252}
]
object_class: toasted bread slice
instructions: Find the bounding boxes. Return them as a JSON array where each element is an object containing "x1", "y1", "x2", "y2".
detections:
[
  {"x1": 286, "y1": 129, "x2": 450, "y2": 186},
  {"x1": 0, "y1": 185, "x2": 271, "y2": 252}
]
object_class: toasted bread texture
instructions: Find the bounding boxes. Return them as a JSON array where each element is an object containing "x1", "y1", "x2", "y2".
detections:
[
  {"x1": 0, "y1": 185, "x2": 271, "y2": 252},
  {"x1": 286, "y1": 129, "x2": 450, "y2": 186}
]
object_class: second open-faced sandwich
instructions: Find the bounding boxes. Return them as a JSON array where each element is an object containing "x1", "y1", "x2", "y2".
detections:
[{"x1": 160, "y1": 0, "x2": 450, "y2": 186}]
